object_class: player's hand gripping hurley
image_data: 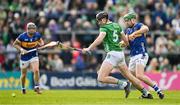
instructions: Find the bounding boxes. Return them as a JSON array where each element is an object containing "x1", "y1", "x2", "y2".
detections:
[{"x1": 57, "y1": 41, "x2": 92, "y2": 55}]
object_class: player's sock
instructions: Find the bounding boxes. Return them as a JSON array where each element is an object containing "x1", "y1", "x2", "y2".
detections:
[
  {"x1": 152, "y1": 84, "x2": 161, "y2": 94},
  {"x1": 117, "y1": 80, "x2": 127, "y2": 88},
  {"x1": 21, "y1": 83, "x2": 25, "y2": 90},
  {"x1": 34, "y1": 84, "x2": 42, "y2": 94},
  {"x1": 22, "y1": 87, "x2": 26, "y2": 90},
  {"x1": 34, "y1": 84, "x2": 39, "y2": 89},
  {"x1": 21, "y1": 87, "x2": 26, "y2": 94},
  {"x1": 141, "y1": 88, "x2": 149, "y2": 96}
]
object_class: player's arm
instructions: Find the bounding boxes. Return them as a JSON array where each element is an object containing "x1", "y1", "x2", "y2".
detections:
[
  {"x1": 84, "y1": 32, "x2": 106, "y2": 51},
  {"x1": 133, "y1": 25, "x2": 149, "y2": 37},
  {"x1": 13, "y1": 39, "x2": 27, "y2": 54},
  {"x1": 38, "y1": 38, "x2": 45, "y2": 46},
  {"x1": 129, "y1": 25, "x2": 149, "y2": 40},
  {"x1": 13, "y1": 39, "x2": 22, "y2": 51},
  {"x1": 119, "y1": 32, "x2": 129, "y2": 47}
]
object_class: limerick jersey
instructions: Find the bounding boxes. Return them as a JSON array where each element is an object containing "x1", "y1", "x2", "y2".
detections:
[
  {"x1": 99, "y1": 22, "x2": 123, "y2": 52},
  {"x1": 125, "y1": 22, "x2": 147, "y2": 56},
  {"x1": 17, "y1": 32, "x2": 42, "y2": 61}
]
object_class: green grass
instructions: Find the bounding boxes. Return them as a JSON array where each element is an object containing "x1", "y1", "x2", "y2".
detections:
[{"x1": 0, "y1": 90, "x2": 180, "y2": 105}]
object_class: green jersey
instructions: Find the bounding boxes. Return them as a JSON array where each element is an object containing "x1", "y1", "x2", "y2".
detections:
[{"x1": 99, "y1": 22, "x2": 123, "y2": 52}]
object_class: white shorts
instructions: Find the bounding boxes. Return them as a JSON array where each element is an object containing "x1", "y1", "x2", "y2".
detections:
[
  {"x1": 104, "y1": 51, "x2": 126, "y2": 67},
  {"x1": 20, "y1": 57, "x2": 39, "y2": 69},
  {"x1": 128, "y1": 53, "x2": 149, "y2": 71}
]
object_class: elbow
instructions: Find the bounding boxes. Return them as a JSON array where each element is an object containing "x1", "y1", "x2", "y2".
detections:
[
  {"x1": 40, "y1": 41, "x2": 45, "y2": 46},
  {"x1": 97, "y1": 39, "x2": 103, "y2": 45},
  {"x1": 13, "y1": 41, "x2": 19, "y2": 48},
  {"x1": 126, "y1": 42, "x2": 129, "y2": 46},
  {"x1": 144, "y1": 26, "x2": 149, "y2": 32},
  {"x1": 39, "y1": 42, "x2": 44, "y2": 46},
  {"x1": 125, "y1": 41, "x2": 129, "y2": 46},
  {"x1": 122, "y1": 40, "x2": 129, "y2": 46},
  {"x1": 146, "y1": 27, "x2": 149, "y2": 32}
]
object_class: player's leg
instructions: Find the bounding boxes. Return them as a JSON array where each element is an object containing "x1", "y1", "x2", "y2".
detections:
[
  {"x1": 30, "y1": 57, "x2": 41, "y2": 94},
  {"x1": 118, "y1": 64, "x2": 153, "y2": 99},
  {"x1": 128, "y1": 56, "x2": 147, "y2": 90},
  {"x1": 97, "y1": 61, "x2": 125, "y2": 85},
  {"x1": 134, "y1": 55, "x2": 164, "y2": 99},
  {"x1": 97, "y1": 52, "x2": 129, "y2": 91},
  {"x1": 97, "y1": 60, "x2": 130, "y2": 98},
  {"x1": 20, "y1": 60, "x2": 29, "y2": 94},
  {"x1": 135, "y1": 64, "x2": 155, "y2": 87},
  {"x1": 97, "y1": 52, "x2": 127, "y2": 86},
  {"x1": 128, "y1": 55, "x2": 153, "y2": 88},
  {"x1": 117, "y1": 54, "x2": 153, "y2": 99},
  {"x1": 21, "y1": 69, "x2": 27, "y2": 94},
  {"x1": 100, "y1": 51, "x2": 135, "y2": 98}
]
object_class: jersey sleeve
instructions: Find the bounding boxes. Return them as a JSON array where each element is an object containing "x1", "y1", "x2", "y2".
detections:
[
  {"x1": 124, "y1": 29, "x2": 128, "y2": 34},
  {"x1": 17, "y1": 34, "x2": 23, "y2": 41},
  {"x1": 36, "y1": 32, "x2": 42, "y2": 39},
  {"x1": 99, "y1": 27, "x2": 107, "y2": 33},
  {"x1": 136, "y1": 23, "x2": 143, "y2": 29}
]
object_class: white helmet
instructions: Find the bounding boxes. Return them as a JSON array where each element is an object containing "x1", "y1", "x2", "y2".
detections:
[{"x1": 27, "y1": 22, "x2": 36, "y2": 29}]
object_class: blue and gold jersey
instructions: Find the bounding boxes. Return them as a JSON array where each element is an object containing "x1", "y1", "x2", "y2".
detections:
[
  {"x1": 17, "y1": 32, "x2": 42, "y2": 61},
  {"x1": 125, "y1": 22, "x2": 147, "y2": 56}
]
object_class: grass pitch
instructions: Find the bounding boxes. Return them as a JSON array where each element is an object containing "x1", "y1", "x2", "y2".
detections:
[{"x1": 0, "y1": 90, "x2": 180, "y2": 105}]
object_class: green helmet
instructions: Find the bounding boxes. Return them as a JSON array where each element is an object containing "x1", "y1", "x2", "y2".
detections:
[{"x1": 123, "y1": 12, "x2": 137, "y2": 21}]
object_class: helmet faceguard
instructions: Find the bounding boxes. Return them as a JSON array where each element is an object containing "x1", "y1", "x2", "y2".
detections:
[{"x1": 27, "y1": 22, "x2": 36, "y2": 35}]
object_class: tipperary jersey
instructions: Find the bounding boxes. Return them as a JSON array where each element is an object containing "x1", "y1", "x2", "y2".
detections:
[
  {"x1": 99, "y1": 22, "x2": 123, "y2": 52},
  {"x1": 17, "y1": 32, "x2": 42, "y2": 61},
  {"x1": 125, "y1": 22, "x2": 147, "y2": 56}
]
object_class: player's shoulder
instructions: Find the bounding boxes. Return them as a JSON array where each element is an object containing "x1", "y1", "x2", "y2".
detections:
[
  {"x1": 124, "y1": 28, "x2": 131, "y2": 34},
  {"x1": 35, "y1": 32, "x2": 41, "y2": 35},
  {"x1": 100, "y1": 25, "x2": 108, "y2": 31},
  {"x1": 34, "y1": 32, "x2": 42, "y2": 38},
  {"x1": 19, "y1": 32, "x2": 27, "y2": 36},
  {"x1": 111, "y1": 22, "x2": 118, "y2": 25},
  {"x1": 112, "y1": 22, "x2": 121, "y2": 27},
  {"x1": 135, "y1": 22, "x2": 144, "y2": 27},
  {"x1": 103, "y1": 22, "x2": 121, "y2": 29},
  {"x1": 18, "y1": 32, "x2": 27, "y2": 39}
]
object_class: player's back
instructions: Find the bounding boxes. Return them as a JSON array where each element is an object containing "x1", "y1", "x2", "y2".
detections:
[
  {"x1": 125, "y1": 22, "x2": 147, "y2": 56},
  {"x1": 100, "y1": 22, "x2": 123, "y2": 52}
]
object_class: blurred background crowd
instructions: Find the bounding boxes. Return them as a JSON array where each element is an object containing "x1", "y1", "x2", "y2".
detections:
[{"x1": 0, "y1": 0, "x2": 180, "y2": 73}]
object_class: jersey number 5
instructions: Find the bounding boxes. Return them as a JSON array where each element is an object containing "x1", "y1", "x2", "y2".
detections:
[{"x1": 113, "y1": 30, "x2": 119, "y2": 42}]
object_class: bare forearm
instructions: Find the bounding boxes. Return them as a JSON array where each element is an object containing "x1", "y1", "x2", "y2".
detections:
[
  {"x1": 123, "y1": 37, "x2": 129, "y2": 46},
  {"x1": 13, "y1": 40, "x2": 22, "y2": 51},
  {"x1": 88, "y1": 32, "x2": 106, "y2": 50},
  {"x1": 88, "y1": 39, "x2": 102, "y2": 50},
  {"x1": 121, "y1": 33, "x2": 129, "y2": 46},
  {"x1": 13, "y1": 44, "x2": 22, "y2": 51},
  {"x1": 38, "y1": 38, "x2": 44, "y2": 46}
]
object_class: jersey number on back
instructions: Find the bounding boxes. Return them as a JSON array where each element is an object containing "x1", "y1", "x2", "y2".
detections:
[{"x1": 112, "y1": 30, "x2": 119, "y2": 42}]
